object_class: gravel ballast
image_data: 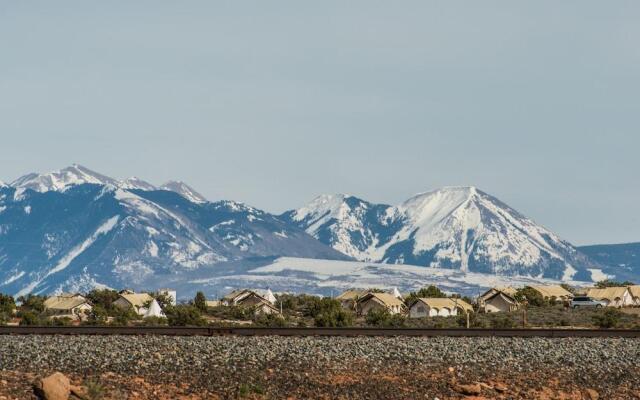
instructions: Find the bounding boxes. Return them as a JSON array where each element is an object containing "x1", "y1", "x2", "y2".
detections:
[{"x1": 2, "y1": 335, "x2": 639, "y2": 398}]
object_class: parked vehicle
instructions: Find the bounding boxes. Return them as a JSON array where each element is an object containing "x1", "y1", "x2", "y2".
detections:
[{"x1": 570, "y1": 296, "x2": 606, "y2": 309}]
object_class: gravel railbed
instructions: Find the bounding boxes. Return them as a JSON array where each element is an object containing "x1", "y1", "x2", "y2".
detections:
[{"x1": 2, "y1": 336, "x2": 639, "y2": 397}]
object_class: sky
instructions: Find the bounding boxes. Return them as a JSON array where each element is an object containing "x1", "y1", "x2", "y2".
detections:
[{"x1": 1, "y1": 1, "x2": 639, "y2": 246}]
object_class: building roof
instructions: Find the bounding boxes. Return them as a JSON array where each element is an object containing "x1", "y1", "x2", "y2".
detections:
[
  {"x1": 586, "y1": 287, "x2": 629, "y2": 301},
  {"x1": 358, "y1": 292, "x2": 405, "y2": 308},
  {"x1": 336, "y1": 289, "x2": 368, "y2": 301},
  {"x1": 44, "y1": 295, "x2": 89, "y2": 311},
  {"x1": 118, "y1": 293, "x2": 154, "y2": 309},
  {"x1": 479, "y1": 287, "x2": 517, "y2": 301},
  {"x1": 484, "y1": 290, "x2": 518, "y2": 305},
  {"x1": 529, "y1": 285, "x2": 573, "y2": 299},
  {"x1": 412, "y1": 298, "x2": 473, "y2": 312},
  {"x1": 223, "y1": 289, "x2": 249, "y2": 301}
]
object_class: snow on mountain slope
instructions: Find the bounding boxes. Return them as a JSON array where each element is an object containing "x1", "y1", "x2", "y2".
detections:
[
  {"x1": 11, "y1": 164, "x2": 118, "y2": 192},
  {"x1": 160, "y1": 181, "x2": 208, "y2": 203},
  {"x1": 281, "y1": 194, "x2": 401, "y2": 260},
  {"x1": 283, "y1": 187, "x2": 599, "y2": 281},
  {"x1": 179, "y1": 256, "x2": 589, "y2": 299}
]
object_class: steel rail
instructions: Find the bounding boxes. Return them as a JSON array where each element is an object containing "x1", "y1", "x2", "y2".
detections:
[{"x1": 1, "y1": 326, "x2": 640, "y2": 337}]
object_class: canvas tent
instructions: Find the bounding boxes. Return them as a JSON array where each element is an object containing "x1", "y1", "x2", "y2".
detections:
[
  {"x1": 335, "y1": 289, "x2": 368, "y2": 310},
  {"x1": 480, "y1": 290, "x2": 519, "y2": 313},
  {"x1": 357, "y1": 292, "x2": 405, "y2": 316},
  {"x1": 113, "y1": 292, "x2": 155, "y2": 316},
  {"x1": 409, "y1": 298, "x2": 473, "y2": 318},
  {"x1": 586, "y1": 287, "x2": 634, "y2": 308},
  {"x1": 390, "y1": 287, "x2": 403, "y2": 300},
  {"x1": 143, "y1": 299, "x2": 166, "y2": 318},
  {"x1": 44, "y1": 294, "x2": 92, "y2": 321},
  {"x1": 529, "y1": 285, "x2": 573, "y2": 301}
]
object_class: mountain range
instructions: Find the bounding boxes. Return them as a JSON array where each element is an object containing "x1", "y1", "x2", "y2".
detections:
[{"x1": 0, "y1": 164, "x2": 636, "y2": 298}]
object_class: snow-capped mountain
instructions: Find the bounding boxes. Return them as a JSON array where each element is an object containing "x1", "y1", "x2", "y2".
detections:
[
  {"x1": 120, "y1": 177, "x2": 157, "y2": 191},
  {"x1": 160, "y1": 181, "x2": 207, "y2": 203},
  {"x1": 282, "y1": 187, "x2": 600, "y2": 281},
  {"x1": 0, "y1": 166, "x2": 347, "y2": 296},
  {"x1": 11, "y1": 164, "x2": 118, "y2": 193}
]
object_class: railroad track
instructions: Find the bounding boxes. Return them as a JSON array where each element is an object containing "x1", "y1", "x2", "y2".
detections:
[{"x1": 1, "y1": 326, "x2": 640, "y2": 337}]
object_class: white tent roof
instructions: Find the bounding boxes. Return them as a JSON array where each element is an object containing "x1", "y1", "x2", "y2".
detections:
[
  {"x1": 143, "y1": 299, "x2": 166, "y2": 318},
  {"x1": 391, "y1": 287, "x2": 403, "y2": 299}
]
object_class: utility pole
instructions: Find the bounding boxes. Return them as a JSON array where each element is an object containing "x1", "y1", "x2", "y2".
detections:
[{"x1": 466, "y1": 311, "x2": 470, "y2": 329}]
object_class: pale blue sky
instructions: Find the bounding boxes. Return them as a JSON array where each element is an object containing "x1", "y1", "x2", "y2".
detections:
[{"x1": 1, "y1": 1, "x2": 639, "y2": 245}]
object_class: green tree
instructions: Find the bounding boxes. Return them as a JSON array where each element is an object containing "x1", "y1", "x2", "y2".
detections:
[
  {"x1": 85, "y1": 289, "x2": 120, "y2": 312},
  {"x1": 193, "y1": 291, "x2": 207, "y2": 312},
  {"x1": 405, "y1": 285, "x2": 448, "y2": 306},
  {"x1": 595, "y1": 280, "x2": 635, "y2": 289},
  {"x1": 0, "y1": 293, "x2": 15, "y2": 314},
  {"x1": 515, "y1": 287, "x2": 547, "y2": 307},
  {"x1": 17, "y1": 294, "x2": 46, "y2": 313},
  {"x1": 85, "y1": 304, "x2": 109, "y2": 325}
]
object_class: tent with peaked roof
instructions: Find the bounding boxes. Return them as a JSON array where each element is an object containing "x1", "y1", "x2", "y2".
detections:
[
  {"x1": 143, "y1": 299, "x2": 166, "y2": 318},
  {"x1": 408, "y1": 298, "x2": 473, "y2": 318},
  {"x1": 357, "y1": 292, "x2": 405, "y2": 316},
  {"x1": 390, "y1": 287, "x2": 403, "y2": 300},
  {"x1": 586, "y1": 287, "x2": 634, "y2": 308},
  {"x1": 528, "y1": 285, "x2": 573, "y2": 301}
]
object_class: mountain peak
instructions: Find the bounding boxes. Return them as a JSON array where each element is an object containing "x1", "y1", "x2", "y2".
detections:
[
  {"x1": 10, "y1": 164, "x2": 118, "y2": 192},
  {"x1": 160, "y1": 180, "x2": 207, "y2": 203},
  {"x1": 120, "y1": 177, "x2": 157, "y2": 191},
  {"x1": 285, "y1": 186, "x2": 597, "y2": 280}
]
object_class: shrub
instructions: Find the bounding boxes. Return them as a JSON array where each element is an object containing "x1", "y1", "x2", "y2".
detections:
[
  {"x1": 165, "y1": 305, "x2": 207, "y2": 326},
  {"x1": 305, "y1": 297, "x2": 353, "y2": 327},
  {"x1": 84, "y1": 379, "x2": 106, "y2": 400},
  {"x1": 314, "y1": 308, "x2": 353, "y2": 327},
  {"x1": 109, "y1": 308, "x2": 139, "y2": 326},
  {"x1": 365, "y1": 308, "x2": 407, "y2": 327},
  {"x1": 253, "y1": 313, "x2": 287, "y2": 327},
  {"x1": 19, "y1": 311, "x2": 42, "y2": 326},
  {"x1": 592, "y1": 308, "x2": 622, "y2": 329},
  {"x1": 489, "y1": 314, "x2": 517, "y2": 329}
]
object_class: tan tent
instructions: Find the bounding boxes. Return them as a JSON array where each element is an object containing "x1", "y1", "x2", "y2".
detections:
[
  {"x1": 529, "y1": 285, "x2": 573, "y2": 301},
  {"x1": 357, "y1": 292, "x2": 405, "y2": 316},
  {"x1": 586, "y1": 287, "x2": 633, "y2": 308},
  {"x1": 113, "y1": 292, "x2": 154, "y2": 315},
  {"x1": 44, "y1": 294, "x2": 92, "y2": 321},
  {"x1": 409, "y1": 298, "x2": 473, "y2": 318}
]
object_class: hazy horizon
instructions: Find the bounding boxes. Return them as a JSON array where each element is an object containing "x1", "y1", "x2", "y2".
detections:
[{"x1": 2, "y1": 2, "x2": 639, "y2": 245}]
